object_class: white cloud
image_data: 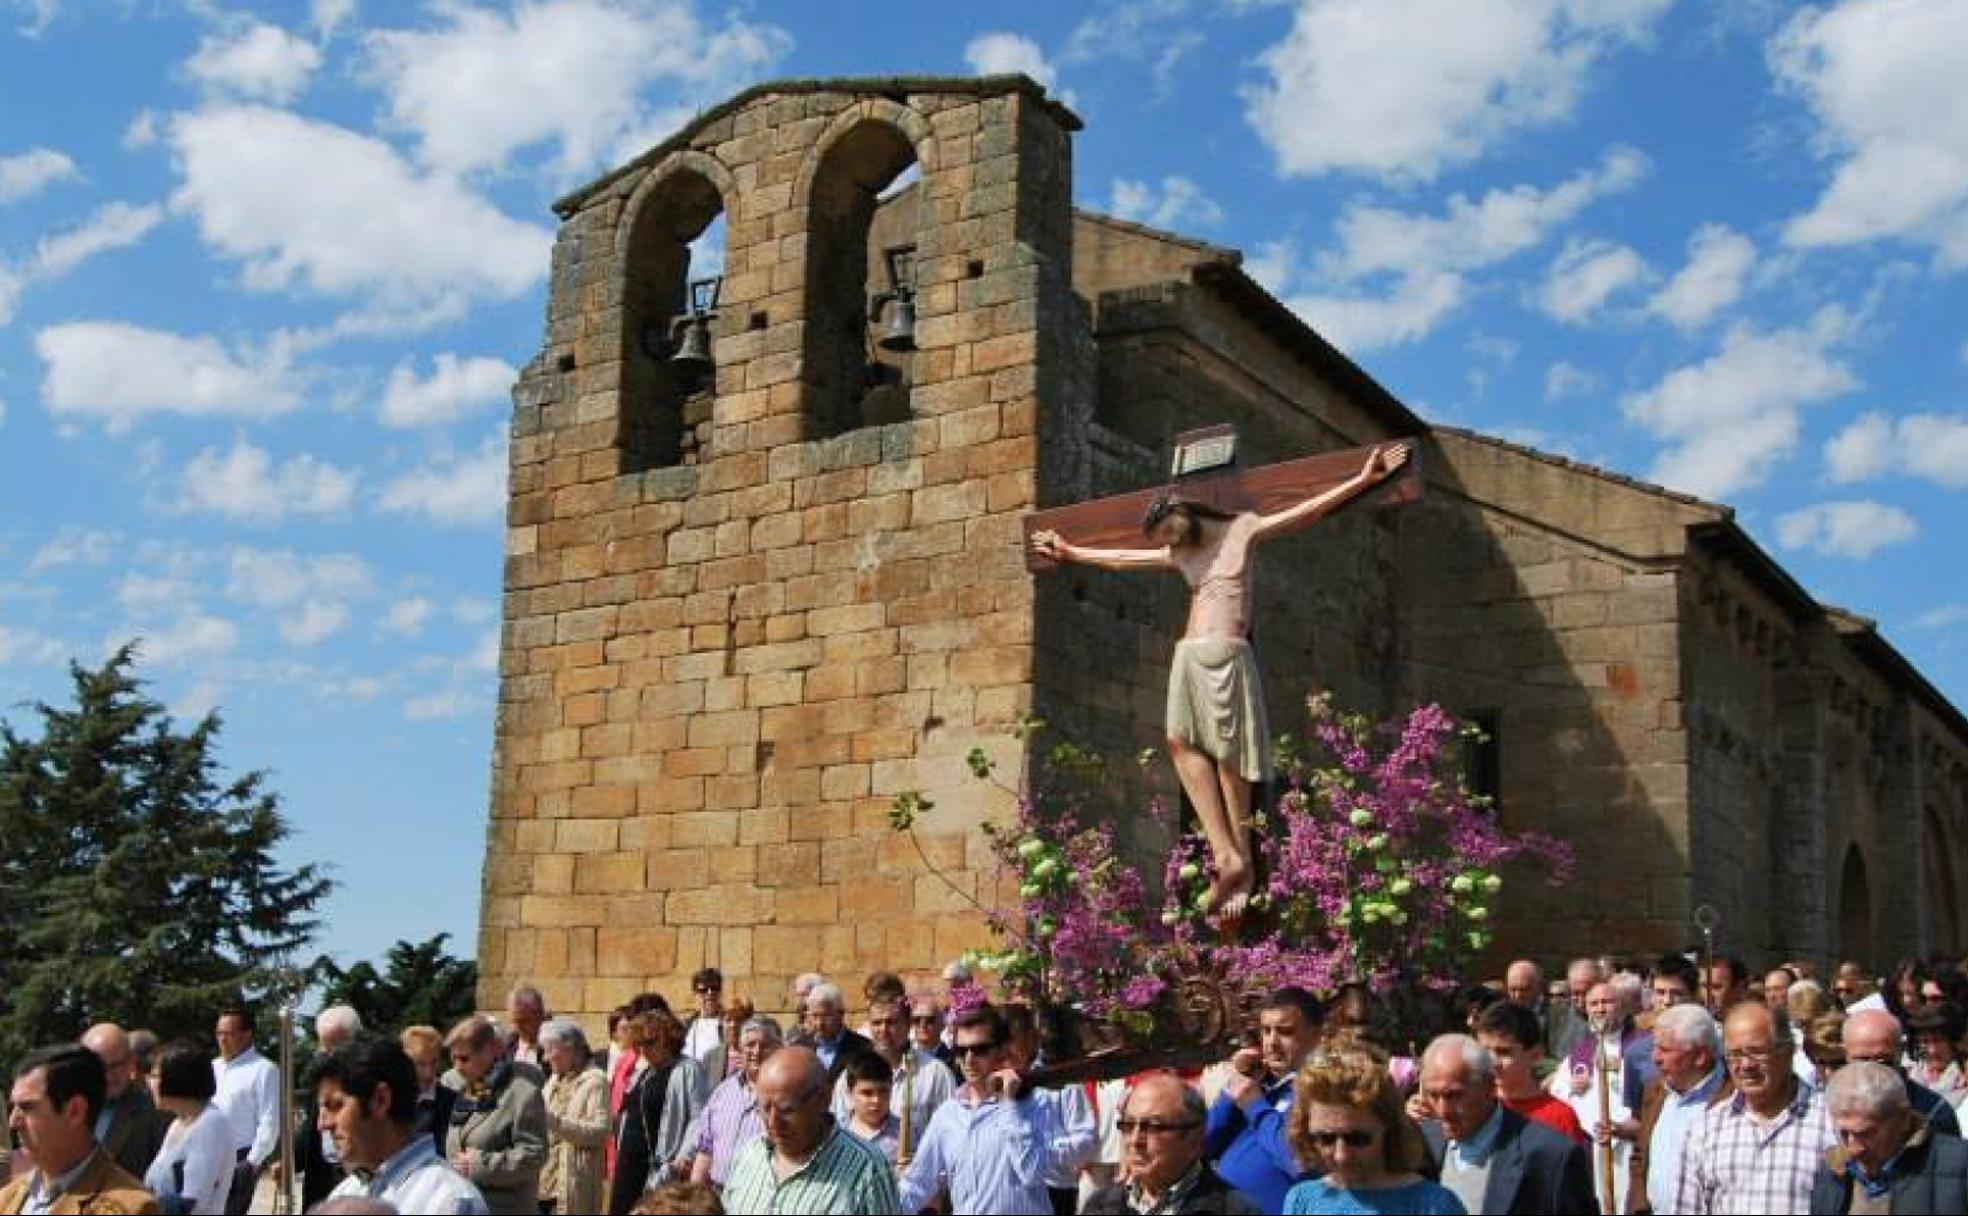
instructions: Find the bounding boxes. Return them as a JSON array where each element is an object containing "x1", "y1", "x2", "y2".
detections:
[
  {"x1": 32, "y1": 201, "x2": 164, "y2": 277},
  {"x1": 0, "y1": 268, "x2": 19, "y2": 327},
  {"x1": 1282, "y1": 270, "x2": 1465, "y2": 352},
  {"x1": 404, "y1": 689, "x2": 478, "y2": 721},
  {"x1": 1775, "y1": 499, "x2": 1919, "y2": 559},
  {"x1": 452, "y1": 597, "x2": 497, "y2": 625},
  {"x1": 965, "y1": 31, "x2": 1058, "y2": 84},
  {"x1": 1915, "y1": 604, "x2": 1968, "y2": 630},
  {"x1": 1622, "y1": 307, "x2": 1861, "y2": 499},
  {"x1": 1544, "y1": 361, "x2": 1600, "y2": 401},
  {"x1": 1269, "y1": 147, "x2": 1648, "y2": 349},
  {"x1": 379, "y1": 430, "x2": 509, "y2": 527},
  {"x1": 1246, "y1": 0, "x2": 1672, "y2": 181},
  {"x1": 185, "y1": 20, "x2": 322, "y2": 102},
  {"x1": 1537, "y1": 237, "x2": 1650, "y2": 323},
  {"x1": 1648, "y1": 223, "x2": 1756, "y2": 330},
  {"x1": 1826, "y1": 409, "x2": 1968, "y2": 487},
  {"x1": 0, "y1": 624, "x2": 68, "y2": 666},
  {"x1": 116, "y1": 572, "x2": 191, "y2": 614},
  {"x1": 471, "y1": 626, "x2": 500, "y2": 672},
  {"x1": 1244, "y1": 238, "x2": 1298, "y2": 294},
  {"x1": 224, "y1": 547, "x2": 373, "y2": 609},
  {"x1": 28, "y1": 526, "x2": 115, "y2": 574},
  {"x1": 1320, "y1": 147, "x2": 1649, "y2": 280},
  {"x1": 171, "y1": 680, "x2": 224, "y2": 722},
  {"x1": 36, "y1": 321, "x2": 299, "y2": 431},
  {"x1": 223, "y1": 546, "x2": 370, "y2": 647},
  {"x1": 1772, "y1": 0, "x2": 1968, "y2": 268},
  {"x1": 279, "y1": 600, "x2": 348, "y2": 646},
  {"x1": 167, "y1": 105, "x2": 551, "y2": 312},
  {"x1": 384, "y1": 596, "x2": 434, "y2": 635},
  {"x1": 123, "y1": 110, "x2": 159, "y2": 151},
  {"x1": 0, "y1": 147, "x2": 78, "y2": 202},
  {"x1": 1107, "y1": 175, "x2": 1225, "y2": 231},
  {"x1": 382, "y1": 353, "x2": 516, "y2": 427},
  {"x1": 180, "y1": 439, "x2": 357, "y2": 521},
  {"x1": 129, "y1": 612, "x2": 240, "y2": 667},
  {"x1": 363, "y1": 0, "x2": 791, "y2": 178}
]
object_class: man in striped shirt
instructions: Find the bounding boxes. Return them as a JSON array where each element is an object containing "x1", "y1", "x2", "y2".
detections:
[
  {"x1": 1675, "y1": 1001, "x2": 1834, "y2": 1214},
  {"x1": 684, "y1": 1017, "x2": 781, "y2": 1187},
  {"x1": 721, "y1": 1047, "x2": 900, "y2": 1215}
]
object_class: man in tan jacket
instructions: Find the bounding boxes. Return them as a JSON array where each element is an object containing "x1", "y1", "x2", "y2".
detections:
[{"x1": 1, "y1": 1043, "x2": 159, "y2": 1215}]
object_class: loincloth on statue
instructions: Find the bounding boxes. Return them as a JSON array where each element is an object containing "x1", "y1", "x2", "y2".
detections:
[{"x1": 1164, "y1": 635, "x2": 1271, "y2": 782}]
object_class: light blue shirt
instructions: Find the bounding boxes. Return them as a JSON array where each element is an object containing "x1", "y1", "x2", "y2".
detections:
[
  {"x1": 1646, "y1": 1064, "x2": 1727, "y2": 1216},
  {"x1": 899, "y1": 1088, "x2": 1096, "y2": 1214},
  {"x1": 1446, "y1": 1102, "x2": 1505, "y2": 1169}
]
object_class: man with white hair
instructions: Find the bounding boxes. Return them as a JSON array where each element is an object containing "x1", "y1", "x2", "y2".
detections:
[
  {"x1": 294, "y1": 1004, "x2": 366, "y2": 1208},
  {"x1": 800, "y1": 982, "x2": 873, "y2": 1084},
  {"x1": 787, "y1": 972, "x2": 827, "y2": 1044},
  {"x1": 1809, "y1": 1060, "x2": 1968, "y2": 1213},
  {"x1": 1843, "y1": 1007, "x2": 1962, "y2": 1137},
  {"x1": 1550, "y1": 958, "x2": 1606, "y2": 1061},
  {"x1": 1416, "y1": 1034, "x2": 1596, "y2": 1215},
  {"x1": 1626, "y1": 1004, "x2": 1729, "y2": 1215},
  {"x1": 505, "y1": 985, "x2": 547, "y2": 1070}
]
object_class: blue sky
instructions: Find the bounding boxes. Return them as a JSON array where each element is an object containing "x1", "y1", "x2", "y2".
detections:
[{"x1": 3, "y1": 0, "x2": 1965, "y2": 972}]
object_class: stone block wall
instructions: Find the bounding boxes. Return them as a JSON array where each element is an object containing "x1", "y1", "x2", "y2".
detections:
[{"x1": 481, "y1": 79, "x2": 1082, "y2": 1024}]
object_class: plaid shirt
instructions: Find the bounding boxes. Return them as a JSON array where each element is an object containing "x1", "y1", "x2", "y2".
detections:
[{"x1": 1675, "y1": 1081, "x2": 1834, "y2": 1215}]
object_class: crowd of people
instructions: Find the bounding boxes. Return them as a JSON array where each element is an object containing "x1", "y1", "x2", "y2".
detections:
[{"x1": 6, "y1": 951, "x2": 1968, "y2": 1214}]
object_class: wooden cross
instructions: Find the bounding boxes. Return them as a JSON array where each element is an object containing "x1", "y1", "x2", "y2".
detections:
[{"x1": 1022, "y1": 429, "x2": 1425, "y2": 570}]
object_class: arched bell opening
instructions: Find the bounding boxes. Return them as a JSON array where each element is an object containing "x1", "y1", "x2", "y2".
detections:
[
  {"x1": 800, "y1": 121, "x2": 923, "y2": 441},
  {"x1": 620, "y1": 168, "x2": 726, "y2": 473},
  {"x1": 1837, "y1": 842, "x2": 1874, "y2": 966}
]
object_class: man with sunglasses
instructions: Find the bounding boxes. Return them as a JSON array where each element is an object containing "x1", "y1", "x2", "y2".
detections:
[
  {"x1": 899, "y1": 1005, "x2": 1095, "y2": 1214},
  {"x1": 1083, "y1": 1075, "x2": 1261, "y2": 1215}
]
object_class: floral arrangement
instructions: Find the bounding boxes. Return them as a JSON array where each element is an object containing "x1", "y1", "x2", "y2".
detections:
[{"x1": 892, "y1": 692, "x2": 1574, "y2": 1044}]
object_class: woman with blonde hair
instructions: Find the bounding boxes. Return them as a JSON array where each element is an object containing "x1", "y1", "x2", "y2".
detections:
[{"x1": 1284, "y1": 1047, "x2": 1465, "y2": 1214}]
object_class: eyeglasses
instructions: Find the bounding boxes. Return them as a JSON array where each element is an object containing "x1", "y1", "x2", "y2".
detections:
[
  {"x1": 1725, "y1": 1046, "x2": 1780, "y2": 1063},
  {"x1": 694, "y1": 986, "x2": 720, "y2": 995},
  {"x1": 910, "y1": 1016, "x2": 940, "y2": 1026},
  {"x1": 1116, "y1": 1119, "x2": 1200, "y2": 1137},
  {"x1": 952, "y1": 1040, "x2": 1001, "y2": 1059},
  {"x1": 1304, "y1": 1129, "x2": 1378, "y2": 1148}
]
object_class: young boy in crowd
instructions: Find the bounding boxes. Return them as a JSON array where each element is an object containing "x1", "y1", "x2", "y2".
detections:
[{"x1": 841, "y1": 1051, "x2": 902, "y2": 1165}]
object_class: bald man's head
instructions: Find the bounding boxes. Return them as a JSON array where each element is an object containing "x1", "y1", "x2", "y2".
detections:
[
  {"x1": 1843, "y1": 1009, "x2": 1905, "y2": 1069},
  {"x1": 755, "y1": 1046, "x2": 830, "y2": 1159},
  {"x1": 80, "y1": 1023, "x2": 135, "y2": 1098}
]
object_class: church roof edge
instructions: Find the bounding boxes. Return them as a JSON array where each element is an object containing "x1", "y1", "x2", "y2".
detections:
[{"x1": 554, "y1": 74, "x2": 1081, "y2": 217}]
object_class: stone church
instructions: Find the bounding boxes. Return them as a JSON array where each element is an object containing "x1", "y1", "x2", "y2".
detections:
[{"x1": 476, "y1": 75, "x2": 1968, "y2": 1022}]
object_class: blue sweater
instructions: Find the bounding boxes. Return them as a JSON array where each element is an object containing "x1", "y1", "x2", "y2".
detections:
[{"x1": 1206, "y1": 1077, "x2": 1308, "y2": 1214}]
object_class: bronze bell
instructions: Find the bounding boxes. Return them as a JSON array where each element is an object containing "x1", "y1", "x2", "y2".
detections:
[
  {"x1": 876, "y1": 292, "x2": 917, "y2": 353},
  {"x1": 670, "y1": 314, "x2": 713, "y2": 379}
]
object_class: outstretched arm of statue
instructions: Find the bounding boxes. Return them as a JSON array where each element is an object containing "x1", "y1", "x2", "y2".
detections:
[
  {"x1": 1028, "y1": 529, "x2": 1172, "y2": 570},
  {"x1": 1249, "y1": 441, "x2": 1410, "y2": 541}
]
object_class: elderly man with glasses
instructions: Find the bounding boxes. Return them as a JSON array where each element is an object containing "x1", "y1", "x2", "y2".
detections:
[
  {"x1": 1808, "y1": 1060, "x2": 1968, "y2": 1214},
  {"x1": 1676, "y1": 1002, "x2": 1834, "y2": 1214},
  {"x1": 1843, "y1": 1009, "x2": 1963, "y2": 1137},
  {"x1": 899, "y1": 1005, "x2": 1095, "y2": 1215},
  {"x1": 720, "y1": 1047, "x2": 900, "y2": 1216},
  {"x1": 1083, "y1": 1074, "x2": 1261, "y2": 1215}
]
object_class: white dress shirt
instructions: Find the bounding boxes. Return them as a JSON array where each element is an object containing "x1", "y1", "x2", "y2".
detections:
[{"x1": 211, "y1": 1045, "x2": 281, "y2": 1166}]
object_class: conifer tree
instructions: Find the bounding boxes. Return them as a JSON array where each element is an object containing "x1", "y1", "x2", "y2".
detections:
[
  {"x1": 0, "y1": 646, "x2": 332, "y2": 1069},
  {"x1": 312, "y1": 933, "x2": 478, "y2": 1036}
]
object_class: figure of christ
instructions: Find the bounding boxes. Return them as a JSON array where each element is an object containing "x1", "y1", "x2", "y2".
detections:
[{"x1": 1028, "y1": 442, "x2": 1411, "y2": 920}]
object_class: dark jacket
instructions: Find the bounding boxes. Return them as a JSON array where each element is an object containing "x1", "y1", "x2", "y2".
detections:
[
  {"x1": 1626, "y1": 1070, "x2": 1732, "y2": 1213},
  {"x1": 97, "y1": 1083, "x2": 169, "y2": 1184},
  {"x1": 607, "y1": 1058, "x2": 676, "y2": 1216},
  {"x1": 1910, "y1": 1078, "x2": 1963, "y2": 1138},
  {"x1": 293, "y1": 1085, "x2": 344, "y2": 1208},
  {"x1": 1809, "y1": 1118, "x2": 1968, "y2": 1214},
  {"x1": 816, "y1": 1030, "x2": 875, "y2": 1086},
  {"x1": 414, "y1": 1084, "x2": 457, "y2": 1160},
  {"x1": 1082, "y1": 1164, "x2": 1265, "y2": 1214},
  {"x1": 1422, "y1": 1106, "x2": 1601, "y2": 1216}
]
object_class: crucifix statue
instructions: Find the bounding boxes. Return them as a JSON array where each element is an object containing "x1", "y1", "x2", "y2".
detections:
[{"x1": 1024, "y1": 429, "x2": 1420, "y2": 922}]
